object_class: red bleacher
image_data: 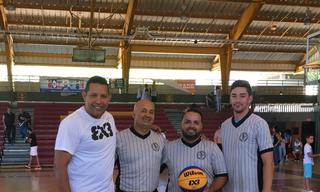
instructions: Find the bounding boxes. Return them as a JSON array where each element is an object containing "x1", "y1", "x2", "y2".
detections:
[{"x1": 16, "y1": 102, "x2": 229, "y2": 165}]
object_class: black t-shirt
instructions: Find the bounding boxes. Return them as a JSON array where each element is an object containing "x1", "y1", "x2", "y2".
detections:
[
  {"x1": 28, "y1": 133, "x2": 37, "y2": 147},
  {"x1": 4, "y1": 112, "x2": 15, "y2": 127}
]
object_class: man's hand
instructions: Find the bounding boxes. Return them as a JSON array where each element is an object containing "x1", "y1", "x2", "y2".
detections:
[{"x1": 151, "y1": 124, "x2": 162, "y2": 134}]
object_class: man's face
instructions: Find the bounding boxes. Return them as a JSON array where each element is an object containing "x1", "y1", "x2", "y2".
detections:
[
  {"x1": 230, "y1": 87, "x2": 252, "y2": 114},
  {"x1": 133, "y1": 100, "x2": 155, "y2": 129},
  {"x1": 82, "y1": 83, "x2": 110, "y2": 118},
  {"x1": 181, "y1": 111, "x2": 202, "y2": 141}
]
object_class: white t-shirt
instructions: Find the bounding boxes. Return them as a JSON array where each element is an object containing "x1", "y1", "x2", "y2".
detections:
[
  {"x1": 55, "y1": 106, "x2": 117, "y2": 192},
  {"x1": 304, "y1": 143, "x2": 314, "y2": 165}
]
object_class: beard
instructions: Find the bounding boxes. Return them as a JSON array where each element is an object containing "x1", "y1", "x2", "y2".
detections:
[{"x1": 181, "y1": 128, "x2": 201, "y2": 141}]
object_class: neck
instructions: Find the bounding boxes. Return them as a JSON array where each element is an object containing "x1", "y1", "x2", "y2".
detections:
[
  {"x1": 233, "y1": 108, "x2": 250, "y2": 120},
  {"x1": 182, "y1": 136, "x2": 201, "y2": 144},
  {"x1": 134, "y1": 125, "x2": 150, "y2": 135}
]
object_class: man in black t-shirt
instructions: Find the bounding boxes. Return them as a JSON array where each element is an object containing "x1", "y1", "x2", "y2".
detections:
[{"x1": 2, "y1": 107, "x2": 15, "y2": 144}]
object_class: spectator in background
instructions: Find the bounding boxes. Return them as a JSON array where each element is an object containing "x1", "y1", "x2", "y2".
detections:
[
  {"x1": 141, "y1": 84, "x2": 151, "y2": 100},
  {"x1": 25, "y1": 129, "x2": 41, "y2": 170},
  {"x1": 205, "y1": 90, "x2": 215, "y2": 109},
  {"x1": 278, "y1": 131, "x2": 286, "y2": 164},
  {"x1": 215, "y1": 86, "x2": 221, "y2": 112},
  {"x1": 18, "y1": 108, "x2": 30, "y2": 139},
  {"x1": 284, "y1": 129, "x2": 292, "y2": 161},
  {"x1": 136, "y1": 85, "x2": 143, "y2": 101},
  {"x1": 292, "y1": 136, "x2": 302, "y2": 161},
  {"x1": 151, "y1": 81, "x2": 158, "y2": 102},
  {"x1": 2, "y1": 106, "x2": 15, "y2": 144}
]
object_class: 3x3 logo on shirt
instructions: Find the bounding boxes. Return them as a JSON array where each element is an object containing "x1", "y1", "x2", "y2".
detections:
[{"x1": 91, "y1": 122, "x2": 113, "y2": 140}]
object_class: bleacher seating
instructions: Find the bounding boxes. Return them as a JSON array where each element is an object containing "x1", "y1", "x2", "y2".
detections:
[{"x1": 14, "y1": 102, "x2": 231, "y2": 165}]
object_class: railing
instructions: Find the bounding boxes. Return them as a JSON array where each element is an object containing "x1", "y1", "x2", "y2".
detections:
[
  {"x1": 0, "y1": 75, "x2": 308, "y2": 95},
  {"x1": 254, "y1": 103, "x2": 315, "y2": 113}
]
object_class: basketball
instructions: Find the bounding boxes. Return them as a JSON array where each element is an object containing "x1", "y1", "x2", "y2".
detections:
[{"x1": 178, "y1": 166, "x2": 208, "y2": 192}]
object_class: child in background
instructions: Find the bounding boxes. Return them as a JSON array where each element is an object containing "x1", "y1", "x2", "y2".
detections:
[
  {"x1": 25, "y1": 129, "x2": 41, "y2": 170},
  {"x1": 303, "y1": 134, "x2": 320, "y2": 192}
]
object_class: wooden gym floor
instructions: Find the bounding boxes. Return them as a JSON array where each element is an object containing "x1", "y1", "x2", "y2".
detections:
[{"x1": 0, "y1": 160, "x2": 320, "y2": 192}]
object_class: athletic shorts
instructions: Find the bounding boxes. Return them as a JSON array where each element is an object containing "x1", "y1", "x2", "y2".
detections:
[
  {"x1": 30, "y1": 146, "x2": 38, "y2": 156},
  {"x1": 304, "y1": 163, "x2": 313, "y2": 178}
]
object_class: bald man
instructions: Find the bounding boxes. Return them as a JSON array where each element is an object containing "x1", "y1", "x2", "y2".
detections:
[{"x1": 115, "y1": 100, "x2": 166, "y2": 192}]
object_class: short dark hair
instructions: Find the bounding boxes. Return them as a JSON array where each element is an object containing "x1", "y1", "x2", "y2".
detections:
[
  {"x1": 230, "y1": 80, "x2": 252, "y2": 95},
  {"x1": 85, "y1": 76, "x2": 109, "y2": 93},
  {"x1": 305, "y1": 134, "x2": 314, "y2": 139},
  {"x1": 183, "y1": 106, "x2": 203, "y2": 121}
]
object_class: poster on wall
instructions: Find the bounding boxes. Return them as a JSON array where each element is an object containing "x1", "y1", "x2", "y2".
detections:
[{"x1": 40, "y1": 77, "x2": 87, "y2": 93}]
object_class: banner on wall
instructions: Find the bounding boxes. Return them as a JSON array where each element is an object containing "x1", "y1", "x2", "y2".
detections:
[
  {"x1": 40, "y1": 77, "x2": 87, "y2": 93},
  {"x1": 175, "y1": 80, "x2": 196, "y2": 94}
]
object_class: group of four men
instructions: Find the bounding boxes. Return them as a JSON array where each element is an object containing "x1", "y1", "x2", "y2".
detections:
[{"x1": 54, "y1": 76, "x2": 274, "y2": 192}]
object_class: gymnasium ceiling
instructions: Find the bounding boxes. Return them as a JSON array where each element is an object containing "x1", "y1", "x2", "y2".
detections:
[{"x1": 1, "y1": 0, "x2": 320, "y2": 90}]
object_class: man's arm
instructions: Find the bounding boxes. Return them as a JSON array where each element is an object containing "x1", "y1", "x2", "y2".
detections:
[
  {"x1": 54, "y1": 150, "x2": 72, "y2": 192},
  {"x1": 207, "y1": 175, "x2": 228, "y2": 192},
  {"x1": 261, "y1": 151, "x2": 274, "y2": 192}
]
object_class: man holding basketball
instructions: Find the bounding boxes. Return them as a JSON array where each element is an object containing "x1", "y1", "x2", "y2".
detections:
[{"x1": 163, "y1": 107, "x2": 228, "y2": 192}]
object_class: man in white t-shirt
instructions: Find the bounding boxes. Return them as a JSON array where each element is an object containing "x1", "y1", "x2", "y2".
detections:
[{"x1": 54, "y1": 76, "x2": 117, "y2": 192}]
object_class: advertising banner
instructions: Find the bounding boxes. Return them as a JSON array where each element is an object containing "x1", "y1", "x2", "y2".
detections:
[{"x1": 40, "y1": 77, "x2": 87, "y2": 93}]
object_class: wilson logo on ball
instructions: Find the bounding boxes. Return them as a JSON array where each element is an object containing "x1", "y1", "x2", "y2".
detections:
[{"x1": 178, "y1": 166, "x2": 208, "y2": 192}]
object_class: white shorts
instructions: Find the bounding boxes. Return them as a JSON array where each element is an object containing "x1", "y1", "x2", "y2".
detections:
[{"x1": 30, "y1": 146, "x2": 38, "y2": 156}]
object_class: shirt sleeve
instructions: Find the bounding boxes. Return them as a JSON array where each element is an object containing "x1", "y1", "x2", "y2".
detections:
[
  {"x1": 211, "y1": 143, "x2": 228, "y2": 176},
  {"x1": 257, "y1": 119, "x2": 274, "y2": 153},
  {"x1": 161, "y1": 143, "x2": 169, "y2": 165},
  {"x1": 54, "y1": 117, "x2": 81, "y2": 155}
]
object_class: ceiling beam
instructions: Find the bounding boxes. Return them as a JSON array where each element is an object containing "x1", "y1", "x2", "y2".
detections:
[
  {"x1": 131, "y1": 44, "x2": 221, "y2": 54},
  {"x1": 120, "y1": 0, "x2": 137, "y2": 92},
  {"x1": 9, "y1": 1, "x2": 320, "y2": 24},
  {"x1": 0, "y1": 35, "x2": 306, "y2": 54},
  {"x1": 15, "y1": 62, "x2": 117, "y2": 68},
  {"x1": 0, "y1": 0, "x2": 14, "y2": 92},
  {"x1": 4, "y1": 2, "x2": 128, "y2": 13},
  {"x1": 233, "y1": 59, "x2": 296, "y2": 65},
  {"x1": 219, "y1": 2, "x2": 262, "y2": 94},
  {"x1": 208, "y1": 0, "x2": 320, "y2": 7},
  {"x1": 229, "y1": 2, "x2": 263, "y2": 40},
  {"x1": 0, "y1": 51, "x2": 296, "y2": 66},
  {"x1": 122, "y1": 0, "x2": 137, "y2": 37}
]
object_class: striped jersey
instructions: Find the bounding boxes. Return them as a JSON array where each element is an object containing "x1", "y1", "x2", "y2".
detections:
[
  {"x1": 163, "y1": 138, "x2": 228, "y2": 192},
  {"x1": 221, "y1": 112, "x2": 273, "y2": 192},
  {"x1": 116, "y1": 127, "x2": 166, "y2": 191}
]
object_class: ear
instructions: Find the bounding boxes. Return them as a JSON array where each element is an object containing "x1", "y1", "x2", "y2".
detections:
[
  {"x1": 249, "y1": 95, "x2": 253, "y2": 103},
  {"x1": 81, "y1": 91, "x2": 86, "y2": 101},
  {"x1": 131, "y1": 111, "x2": 135, "y2": 119}
]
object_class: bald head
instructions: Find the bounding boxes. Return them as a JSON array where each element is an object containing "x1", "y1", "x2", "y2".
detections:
[{"x1": 133, "y1": 100, "x2": 155, "y2": 130}]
